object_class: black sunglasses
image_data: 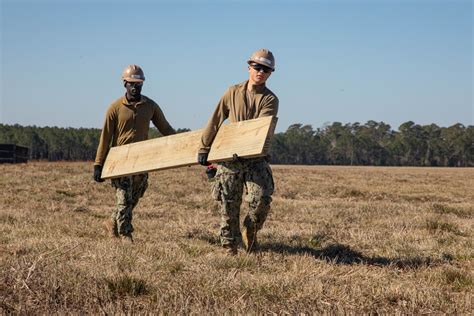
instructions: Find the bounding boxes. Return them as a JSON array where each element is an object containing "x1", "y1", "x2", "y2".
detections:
[
  {"x1": 250, "y1": 64, "x2": 273, "y2": 74},
  {"x1": 125, "y1": 81, "x2": 143, "y2": 87}
]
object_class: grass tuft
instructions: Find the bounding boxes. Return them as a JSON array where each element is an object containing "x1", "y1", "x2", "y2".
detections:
[
  {"x1": 104, "y1": 275, "x2": 150, "y2": 297},
  {"x1": 425, "y1": 219, "x2": 465, "y2": 236},
  {"x1": 432, "y1": 203, "x2": 472, "y2": 219},
  {"x1": 442, "y1": 268, "x2": 473, "y2": 291}
]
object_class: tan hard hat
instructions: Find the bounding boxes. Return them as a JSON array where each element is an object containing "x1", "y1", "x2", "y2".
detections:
[
  {"x1": 121, "y1": 64, "x2": 145, "y2": 82},
  {"x1": 247, "y1": 49, "x2": 275, "y2": 70}
]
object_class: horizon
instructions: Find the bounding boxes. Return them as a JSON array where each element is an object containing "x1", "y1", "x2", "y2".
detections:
[{"x1": 1, "y1": 118, "x2": 471, "y2": 133}]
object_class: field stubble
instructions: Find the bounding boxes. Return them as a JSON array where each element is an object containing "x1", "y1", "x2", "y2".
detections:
[{"x1": 0, "y1": 162, "x2": 472, "y2": 313}]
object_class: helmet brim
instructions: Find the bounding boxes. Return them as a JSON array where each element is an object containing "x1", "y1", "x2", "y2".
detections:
[{"x1": 123, "y1": 78, "x2": 145, "y2": 83}]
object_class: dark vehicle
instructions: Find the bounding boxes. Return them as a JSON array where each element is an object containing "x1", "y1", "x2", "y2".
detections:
[{"x1": 0, "y1": 144, "x2": 29, "y2": 163}]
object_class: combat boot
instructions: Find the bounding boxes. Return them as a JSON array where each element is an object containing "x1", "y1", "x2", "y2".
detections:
[
  {"x1": 103, "y1": 219, "x2": 119, "y2": 238},
  {"x1": 242, "y1": 226, "x2": 258, "y2": 253},
  {"x1": 120, "y1": 233, "x2": 134, "y2": 244},
  {"x1": 222, "y1": 244, "x2": 238, "y2": 256}
]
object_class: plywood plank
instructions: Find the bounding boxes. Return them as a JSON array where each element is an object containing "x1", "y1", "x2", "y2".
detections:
[{"x1": 101, "y1": 116, "x2": 277, "y2": 179}]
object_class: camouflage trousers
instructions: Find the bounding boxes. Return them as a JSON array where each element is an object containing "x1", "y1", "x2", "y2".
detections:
[
  {"x1": 111, "y1": 173, "x2": 148, "y2": 236},
  {"x1": 211, "y1": 158, "x2": 274, "y2": 247}
]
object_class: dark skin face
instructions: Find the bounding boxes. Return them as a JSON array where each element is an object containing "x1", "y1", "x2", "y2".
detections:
[{"x1": 124, "y1": 81, "x2": 143, "y2": 102}]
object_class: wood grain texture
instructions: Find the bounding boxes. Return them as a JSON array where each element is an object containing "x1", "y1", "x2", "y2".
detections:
[{"x1": 101, "y1": 116, "x2": 278, "y2": 179}]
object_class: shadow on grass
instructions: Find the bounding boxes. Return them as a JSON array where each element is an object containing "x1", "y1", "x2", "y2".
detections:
[
  {"x1": 259, "y1": 242, "x2": 447, "y2": 269},
  {"x1": 186, "y1": 228, "x2": 448, "y2": 269}
]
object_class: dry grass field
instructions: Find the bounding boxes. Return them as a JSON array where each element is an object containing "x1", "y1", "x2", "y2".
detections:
[{"x1": 1, "y1": 162, "x2": 472, "y2": 314}]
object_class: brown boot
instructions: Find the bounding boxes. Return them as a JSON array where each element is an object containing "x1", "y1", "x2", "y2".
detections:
[
  {"x1": 222, "y1": 244, "x2": 238, "y2": 256},
  {"x1": 120, "y1": 233, "x2": 134, "y2": 244},
  {"x1": 242, "y1": 226, "x2": 258, "y2": 253},
  {"x1": 103, "y1": 219, "x2": 119, "y2": 238}
]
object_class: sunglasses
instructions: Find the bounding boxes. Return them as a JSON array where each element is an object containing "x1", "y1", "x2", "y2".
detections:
[
  {"x1": 125, "y1": 81, "x2": 143, "y2": 87},
  {"x1": 250, "y1": 64, "x2": 273, "y2": 74}
]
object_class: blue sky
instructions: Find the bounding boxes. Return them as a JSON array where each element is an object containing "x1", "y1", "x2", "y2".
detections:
[{"x1": 1, "y1": 0, "x2": 472, "y2": 132}]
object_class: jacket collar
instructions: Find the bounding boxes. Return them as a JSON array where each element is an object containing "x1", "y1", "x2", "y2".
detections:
[
  {"x1": 238, "y1": 80, "x2": 267, "y2": 94},
  {"x1": 122, "y1": 95, "x2": 146, "y2": 106}
]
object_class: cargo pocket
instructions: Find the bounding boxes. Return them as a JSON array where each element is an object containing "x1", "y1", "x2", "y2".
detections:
[{"x1": 211, "y1": 180, "x2": 222, "y2": 201}]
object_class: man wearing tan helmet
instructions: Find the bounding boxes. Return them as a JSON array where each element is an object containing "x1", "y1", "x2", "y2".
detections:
[
  {"x1": 197, "y1": 49, "x2": 279, "y2": 255},
  {"x1": 94, "y1": 65, "x2": 176, "y2": 242}
]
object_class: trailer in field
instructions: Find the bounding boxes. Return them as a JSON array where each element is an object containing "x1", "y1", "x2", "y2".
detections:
[{"x1": 0, "y1": 144, "x2": 29, "y2": 163}]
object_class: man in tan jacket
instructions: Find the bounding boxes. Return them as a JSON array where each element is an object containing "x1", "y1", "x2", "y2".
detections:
[
  {"x1": 94, "y1": 65, "x2": 175, "y2": 242},
  {"x1": 197, "y1": 49, "x2": 279, "y2": 255}
]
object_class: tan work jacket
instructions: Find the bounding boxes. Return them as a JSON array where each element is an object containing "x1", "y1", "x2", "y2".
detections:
[
  {"x1": 199, "y1": 80, "x2": 279, "y2": 153},
  {"x1": 95, "y1": 95, "x2": 175, "y2": 166}
]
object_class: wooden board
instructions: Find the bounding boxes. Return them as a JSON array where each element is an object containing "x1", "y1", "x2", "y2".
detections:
[{"x1": 101, "y1": 116, "x2": 277, "y2": 179}]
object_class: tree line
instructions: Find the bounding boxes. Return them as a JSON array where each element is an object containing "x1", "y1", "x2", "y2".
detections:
[
  {"x1": 0, "y1": 124, "x2": 189, "y2": 161},
  {"x1": 0, "y1": 121, "x2": 472, "y2": 166},
  {"x1": 269, "y1": 121, "x2": 473, "y2": 167}
]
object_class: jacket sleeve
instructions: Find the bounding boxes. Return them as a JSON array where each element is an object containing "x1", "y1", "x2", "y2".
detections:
[
  {"x1": 199, "y1": 89, "x2": 230, "y2": 153},
  {"x1": 94, "y1": 105, "x2": 117, "y2": 166},
  {"x1": 258, "y1": 94, "x2": 279, "y2": 118},
  {"x1": 151, "y1": 103, "x2": 176, "y2": 136}
]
